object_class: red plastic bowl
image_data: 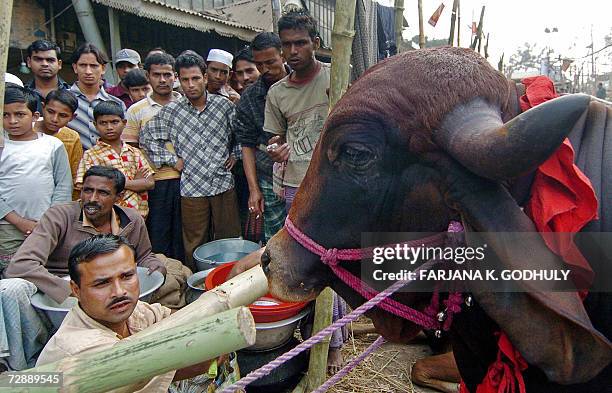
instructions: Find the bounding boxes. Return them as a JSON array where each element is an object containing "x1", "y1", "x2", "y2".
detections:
[{"x1": 205, "y1": 262, "x2": 308, "y2": 323}]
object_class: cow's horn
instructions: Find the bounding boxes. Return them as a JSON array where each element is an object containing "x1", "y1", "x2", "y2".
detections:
[{"x1": 433, "y1": 94, "x2": 590, "y2": 180}]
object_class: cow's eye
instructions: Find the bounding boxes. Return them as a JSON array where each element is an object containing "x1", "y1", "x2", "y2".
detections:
[{"x1": 340, "y1": 144, "x2": 375, "y2": 167}]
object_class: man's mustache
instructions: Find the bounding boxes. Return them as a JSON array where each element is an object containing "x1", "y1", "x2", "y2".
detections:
[
  {"x1": 107, "y1": 295, "x2": 132, "y2": 309},
  {"x1": 84, "y1": 202, "x2": 102, "y2": 210}
]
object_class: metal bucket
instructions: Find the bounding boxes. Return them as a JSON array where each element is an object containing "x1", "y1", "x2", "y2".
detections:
[
  {"x1": 185, "y1": 268, "x2": 214, "y2": 304},
  {"x1": 193, "y1": 238, "x2": 260, "y2": 272}
]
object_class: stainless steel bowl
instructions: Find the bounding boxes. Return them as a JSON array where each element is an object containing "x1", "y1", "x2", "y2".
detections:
[
  {"x1": 31, "y1": 267, "x2": 165, "y2": 329},
  {"x1": 185, "y1": 268, "x2": 214, "y2": 304},
  {"x1": 247, "y1": 309, "x2": 310, "y2": 352},
  {"x1": 193, "y1": 238, "x2": 260, "y2": 272}
]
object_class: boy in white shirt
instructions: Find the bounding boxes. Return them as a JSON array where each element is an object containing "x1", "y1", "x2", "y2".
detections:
[{"x1": 0, "y1": 85, "x2": 71, "y2": 269}]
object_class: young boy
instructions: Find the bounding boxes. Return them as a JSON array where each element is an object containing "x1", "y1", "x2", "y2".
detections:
[
  {"x1": 0, "y1": 86, "x2": 72, "y2": 268},
  {"x1": 123, "y1": 68, "x2": 152, "y2": 105},
  {"x1": 75, "y1": 101, "x2": 154, "y2": 218},
  {"x1": 34, "y1": 89, "x2": 83, "y2": 200}
]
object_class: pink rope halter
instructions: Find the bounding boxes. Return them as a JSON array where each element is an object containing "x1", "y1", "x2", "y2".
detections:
[{"x1": 284, "y1": 217, "x2": 465, "y2": 331}]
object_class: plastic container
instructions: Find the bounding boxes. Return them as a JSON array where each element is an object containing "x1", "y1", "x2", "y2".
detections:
[{"x1": 205, "y1": 262, "x2": 308, "y2": 323}]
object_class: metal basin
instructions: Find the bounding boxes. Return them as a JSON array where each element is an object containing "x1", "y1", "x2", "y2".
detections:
[
  {"x1": 247, "y1": 308, "x2": 310, "y2": 351},
  {"x1": 193, "y1": 238, "x2": 260, "y2": 272},
  {"x1": 185, "y1": 268, "x2": 214, "y2": 304},
  {"x1": 31, "y1": 267, "x2": 164, "y2": 329}
]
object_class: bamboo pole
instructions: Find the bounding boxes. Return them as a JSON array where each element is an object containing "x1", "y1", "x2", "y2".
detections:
[
  {"x1": 0, "y1": 307, "x2": 256, "y2": 393},
  {"x1": 471, "y1": 6, "x2": 485, "y2": 52},
  {"x1": 484, "y1": 32, "x2": 490, "y2": 59},
  {"x1": 394, "y1": 0, "x2": 405, "y2": 53},
  {"x1": 0, "y1": 0, "x2": 14, "y2": 153},
  {"x1": 130, "y1": 265, "x2": 268, "y2": 338},
  {"x1": 306, "y1": 287, "x2": 335, "y2": 390},
  {"x1": 418, "y1": 0, "x2": 425, "y2": 48},
  {"x1": 327, "y1": 0, "x2": 357, "y2": 108},
  {"x1": 448, "y1": 0, "x2": 459, "y2": 46}
]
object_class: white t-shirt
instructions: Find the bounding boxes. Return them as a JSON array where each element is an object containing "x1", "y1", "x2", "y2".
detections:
[{"x1": 0, "y1": 132, "x2": 72, "y2": 223}]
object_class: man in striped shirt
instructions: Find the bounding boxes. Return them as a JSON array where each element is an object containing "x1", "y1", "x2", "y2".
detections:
[
  {"x1": 126, "y1": 52, "x2": 185, "y2": 261},
  {"x1": 67, "y1": 43, "x2": 125, "y2": 150}
]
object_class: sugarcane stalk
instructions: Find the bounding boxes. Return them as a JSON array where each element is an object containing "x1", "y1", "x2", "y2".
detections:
[
  {"x1": 0, "y1": 307, "x2": 255, "y2": 393},
  {"x1": 131, "y1": 265, "x2": 268, "y2": 339}
]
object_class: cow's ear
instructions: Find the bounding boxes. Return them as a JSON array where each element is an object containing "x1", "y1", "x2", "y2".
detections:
[{"x1": 433, "y1": 94, "x2": 590, "y2": 181}]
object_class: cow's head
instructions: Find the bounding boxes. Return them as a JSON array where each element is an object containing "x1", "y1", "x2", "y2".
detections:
[{"x1": 264, "y1": 47, "x2": 590, "y2": 342}]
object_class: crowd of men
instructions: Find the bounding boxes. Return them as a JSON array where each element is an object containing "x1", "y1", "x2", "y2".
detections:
[{"x1": 0, "y1": 10, "x2": 346, "y2": 389}]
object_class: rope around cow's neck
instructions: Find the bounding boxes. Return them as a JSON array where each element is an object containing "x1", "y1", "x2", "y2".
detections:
[
  {"x1": 217, "y1": 266, "x2": 426, "y2": 393},
  {"x1": 218, "y1": 221, "x2": 466, "y2": 393}
]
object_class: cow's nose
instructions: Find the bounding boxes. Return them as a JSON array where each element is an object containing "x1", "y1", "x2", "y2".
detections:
[{"x1": 261, "y1": 250, "x2": 271, "y2": 275}]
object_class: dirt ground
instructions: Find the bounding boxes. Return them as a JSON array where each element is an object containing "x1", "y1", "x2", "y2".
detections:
[{"x1": 327, "y1": 319, "x2": 440, "y2": 393}]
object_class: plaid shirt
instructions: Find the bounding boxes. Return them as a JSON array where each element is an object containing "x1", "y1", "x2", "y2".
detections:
[
  {"x1": 75, "y1": 141, "x2": 154, "y2": 217},
  {"x1": 234, "y1": 76, "x2": 277, "y2": 183},
  {"x1": 140, "y1": 94, "x2": 236, "y2": 197}
]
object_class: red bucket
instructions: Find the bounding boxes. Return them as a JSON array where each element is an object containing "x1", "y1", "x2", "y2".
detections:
[{"x1": 205, "y1": 262, "x2": 309, "y2": 323}]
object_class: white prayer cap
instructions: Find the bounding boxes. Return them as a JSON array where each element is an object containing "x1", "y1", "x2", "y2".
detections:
[
  {"x1": 5, "y1": 73, "x2": 24, "y2": 87},
  {"x1": 206, "y1": 49, "x2": 233, "y2": 69}
]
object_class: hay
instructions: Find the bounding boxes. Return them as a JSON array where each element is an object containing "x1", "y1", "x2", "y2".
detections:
[{"x1": 327, "y1": 317, "x2": 418, "y2": 393}]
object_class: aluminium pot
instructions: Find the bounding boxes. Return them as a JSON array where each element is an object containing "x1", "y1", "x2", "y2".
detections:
[{"x1": 193, "y1": 238, "x2": 260, "y2": 272}]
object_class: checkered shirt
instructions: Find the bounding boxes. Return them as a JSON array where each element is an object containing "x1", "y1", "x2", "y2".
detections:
[
  {"x1": 75, "y1": 141, "x2": 155, "y2": 217},
  {"x1": 140, "y1": 94, "x2": 236, "y2": 197}
]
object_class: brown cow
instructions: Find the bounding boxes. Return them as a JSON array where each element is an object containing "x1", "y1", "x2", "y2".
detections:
[{"x1": 263, "y1": 47, "x2": 612, "y2": 392}]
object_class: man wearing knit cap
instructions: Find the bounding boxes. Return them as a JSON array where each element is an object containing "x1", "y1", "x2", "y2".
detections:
[
  {"x1": 206, "y1": 49, "x2": 240, "y2": 103},
  {"x1": 108, "y1": 48, "x2": 142, "y2": 108}
]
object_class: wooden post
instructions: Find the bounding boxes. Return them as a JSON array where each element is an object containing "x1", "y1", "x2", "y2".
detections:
[
  {"x1": 456, "y1": 0, "x2": 460, "y2": 46},
  {"x1": 0, "y1": 0, "x2": 14, "y2": 153},
  {"x1": 0, "y1": 307, "x2": 256, "y2": 393},
  {"x1": 108, "y1": 7, "x2": 121, "y2": 84},
  {"x1": 328, "y1": 0, "x2": 357, "y2": 108},
  {"x1": 418, "y1": 0, "x2": 425, "y2": 48},
  {"x1": 306, "y1": 287, "x2": 335, "y2": 390},
  {"x1": 471, "y1": 6, "x2": 485, "y2": 52},
  {"x1": 394, "y1": 0, "x2": 405, "y2": 53},
  {"x1": 484, "y1": 32, "x2": 490, "y2": 59},
  {"x1": 448, "y1": 0, "x2": 459, "y2": 46},
  {"x1": 131, "y1": 266, "x2": 268, "y2": 338}
]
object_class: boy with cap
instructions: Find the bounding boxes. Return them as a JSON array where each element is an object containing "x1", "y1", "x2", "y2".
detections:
[
  {"x1": 108, "y1": 48, "x2": 142, "y2": 108},
  {"x1": 206, "y1": 49, "x2": 240, "y2": 103}
]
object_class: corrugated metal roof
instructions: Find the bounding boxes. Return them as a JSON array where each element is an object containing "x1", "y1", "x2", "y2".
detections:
[
  {"x1": 93, "y1": 0, "x2": 264, "y2": 41},
  {"x1": 213, "y1": 0, "x2": 273, "y2": 31}
]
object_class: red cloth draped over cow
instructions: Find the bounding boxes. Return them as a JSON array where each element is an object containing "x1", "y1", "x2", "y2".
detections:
[{"x1": 460, "y1": 76, "x2": 598, "y2": 393}]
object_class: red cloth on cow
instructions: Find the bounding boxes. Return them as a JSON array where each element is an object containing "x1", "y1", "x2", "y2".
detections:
[
  {"x1": 461, "y1": 76, "x2": 598, "y2": 393},
  {"x1": 521, "y1": 76, "x2": 597, "y2": 291}
]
